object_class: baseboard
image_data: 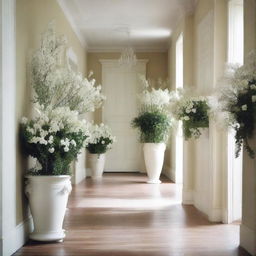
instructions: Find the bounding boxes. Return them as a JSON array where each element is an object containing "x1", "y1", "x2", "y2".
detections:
[
  {"x1": 163, "y1": 165, "x2": 175, "y2": 182},
  {"x1": 208, "y1": 208, "x2": 222, "y2": 222},
  {"x1": 182, "y1": 190, "x2": 194, "y2": 205},
  {"x1": 86, "y1": 168, "x2": 91, "y2": 177},
  {"x1": 240, "y1": 224, "x2": 256, "y2": 255},
  {"x1": 2, "y1": 216, "x2": 33, "y2": 256},
  {"x1": 74, "y1": 167, "x2": 86, "y2": 184}
]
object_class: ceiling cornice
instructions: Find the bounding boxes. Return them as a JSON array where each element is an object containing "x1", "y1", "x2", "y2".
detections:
[
  {"x1": 87, "y1": 47, "x2": 168, "y2": 53},
  {"x1": 57, "y1": 0, "x2": 88, "y2": 49}
]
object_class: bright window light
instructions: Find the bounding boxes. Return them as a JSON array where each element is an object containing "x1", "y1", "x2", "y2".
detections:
[{"x1": 131, "y1": 29, "x2": 171, "y2": 38}]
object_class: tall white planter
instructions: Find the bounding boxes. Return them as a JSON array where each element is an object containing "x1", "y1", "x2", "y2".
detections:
[
  {"x1": 143, "y1": 143, "x2": 166, "y2": 184},
  {"x1": 25, "y1": 175, "x2": 72, "y2": 242},
  {"x1": 89, "y1": 153, "x2": 106, "y2": 179}
]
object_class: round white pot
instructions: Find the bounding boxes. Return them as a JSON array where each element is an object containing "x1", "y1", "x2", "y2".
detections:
[
  {"x1": 143, "y1": 143, "x2": 166, "y2": 184},
  {"x1": 89, "y1": 153, "x2": 106, "y2": 179},
  {"x1": 25, "y1": 175, "x2": 72, "y2": 242}
]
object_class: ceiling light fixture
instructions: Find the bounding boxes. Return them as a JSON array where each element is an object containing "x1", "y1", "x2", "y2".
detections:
[{"x1": 118, "y1": 28, "x2": 137, "y2": 67}]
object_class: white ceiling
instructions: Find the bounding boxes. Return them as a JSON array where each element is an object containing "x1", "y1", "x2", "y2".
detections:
[{"x1": 58, "y1": 0, "x2": 196, "y2": 51}]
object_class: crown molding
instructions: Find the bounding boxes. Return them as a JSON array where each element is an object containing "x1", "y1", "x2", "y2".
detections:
[
  {"x1": 57, "y1": 0, "x2": 87, "y2": 49},
  {"x1": 99, "y1": 59, "x2": 149, "y2": 64},
  {"x1": 87, "y1": 47, "x2": 168, "y2": 53}
]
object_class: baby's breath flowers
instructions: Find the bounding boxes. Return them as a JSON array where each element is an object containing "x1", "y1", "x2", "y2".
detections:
[
  {"x1": 31, "y1": 21, "x2": 105, "y2": 114},
  {"x1": 86, "y1": 123, "x2": 116, "y2": 154},
  {"x1": 171, "y1": 90, "x2": 210, "y2": 140},
  {"x1": 21, "y1": 104, "x2": 90, "y2": 175},
  {"x1": 215, "y1": 51, "x2": 256, "y2": 158},
  {"x1": 132, "y1": 75, "x2": 173, "y2": 143}
]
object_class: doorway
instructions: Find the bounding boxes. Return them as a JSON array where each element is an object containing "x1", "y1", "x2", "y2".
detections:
[
  {"x1": 100, "y1": 60, "x2": 147, "y2": 172},
  {"x1": 226, "y1": 0, "x2": 243, "y2": 223}
]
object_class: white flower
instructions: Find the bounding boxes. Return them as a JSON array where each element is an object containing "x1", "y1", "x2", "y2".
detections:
[
  {"x1": 250, "y1": 84, "x2": 256, "y2": 90},
  {"x1": 31, "y1": 22, "x2": 105, "y2": 114},
  {"x1": 64, "y1": 146, "x2": 69, "y2": 152},
  {"x1": 21, "y1": 117, "x2": 28, "y2": 124},
  {"x1": 86, "y1": 123, "x2": 116, "y2": 150},
  {"x1": 48, "y1": 135, "x2": 54, "y2": 144},
  {"x1": 39, "y1": 138, "x2": 48, "y2": 145},
  {"x1": 183, "y1": 116, "x2": 190, "y2": 121},
  {"x1": 241, "y1": 104, "x2": 248, "y2": 111},
  {"x1": 70, "y1": 140, "x2": 77, "y2": 147},
  {"x1": 48, "y1": 147, "x2": 55, "y2": 153},
  {"x1": 252, "y1": 95, "x2": 256, "y2": 102},
  {"x1": 192, "y1": 108, "x2": 197, "y2": 113}
]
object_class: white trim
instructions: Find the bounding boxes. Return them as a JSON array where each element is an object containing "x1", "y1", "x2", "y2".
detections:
[
  {"x1": 88, "y1": 47, "x2": 168, "y2": 53},
  {"x1": 2, "y1": 217, "x2": 33, "y2": 256},
  {"x1": 208, "y1": 208, "x2": 223, "y2": 222},
  {"x1": 182, "y1": 190, "x2": 194, "y2": 205},
  {"x1": 104, "y1": 169, "x2": 140, "y2": 173},
  {"x1": 240, "y1": 224, "x2": 256, "y2": 255},
  {"x1": 57, "y1": 0, "x2": 87, "y2": 49},
  {"x1": 99, "y1": 59, "x2": 149, "y2": 65},
  {"x1": 86, "y1": 168, "x2": 91, "y2": 177},
  {"x1": 163, "y1": 165, "x2": 176, "y2": 182}
]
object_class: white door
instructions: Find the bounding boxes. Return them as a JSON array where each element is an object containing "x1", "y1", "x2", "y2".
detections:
[{"x1": 100, "y1": 60, "x2": 147, "y2": 172}]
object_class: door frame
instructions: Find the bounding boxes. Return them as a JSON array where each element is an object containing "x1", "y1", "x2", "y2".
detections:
[{"x1": 99, "y1": 59, "x2": 148, "y2": 172}]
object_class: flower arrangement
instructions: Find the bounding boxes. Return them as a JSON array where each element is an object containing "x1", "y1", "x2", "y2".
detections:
[
  {"x1": 86, "y1": 123, "x2": 116, "y2": 154},
  {"x1": 216, "y1": 52, "x2": 256, "y2": 158},
  {"x1": 21, "y1": 22, "x2": 105, "y2": 175},
  {"x1": 132, "y1": 76, "x2": 172, "y2": 143},
  {"x1": 172, "y1": 92, "x2": 210, "y2": 140},
  {"x1": 21, "y1": 105, "x2": 89, "y2": 175},
  {"x1": 31, "y1": 21, "x2": 105, "y2": 113}
]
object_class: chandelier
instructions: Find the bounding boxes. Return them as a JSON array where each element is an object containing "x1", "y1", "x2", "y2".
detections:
[
  {"x1": 118, "y1": 47, "x2": 137, "y2": 67},
  {"x1": 118, "y1": 28, "x2": 137, "y2": 67}
]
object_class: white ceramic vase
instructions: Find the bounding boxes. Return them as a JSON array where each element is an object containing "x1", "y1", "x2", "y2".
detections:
[
  {"x1": 89, "y1": 153, "x2": 106, "y2": 179},
  {"x1": 143, "y1": 143, "x2": 166, "y2": 184},
  {"x1": 25, "y1": 175, "x2": 72, "y2": 242}
]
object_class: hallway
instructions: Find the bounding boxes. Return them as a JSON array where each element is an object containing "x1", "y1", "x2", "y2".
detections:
[{"x1": 13, "y1": 173, "x2": 249, "y2": 256}]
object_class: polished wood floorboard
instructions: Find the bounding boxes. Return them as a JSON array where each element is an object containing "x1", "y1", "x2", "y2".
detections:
[{"x1": 13, "y1": 173, "x2": 250, "y2": 256}]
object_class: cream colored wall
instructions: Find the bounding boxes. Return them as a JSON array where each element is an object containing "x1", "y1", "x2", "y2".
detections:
[
  {"x1": 16, "y1": 0, "x2": 87, "y2": 225},
  {"x1": 240, "y1": 0, "x2": 256, "y2": 254},
  {"x1": 168, "y1": 0, "x2": 230, "y2": 220},
  {"x1": 87, "y1": 51, "x2": 169, "y2": 172},
  {"x1": 166, "y1": 15, "x2": 195, "y2": 199}
]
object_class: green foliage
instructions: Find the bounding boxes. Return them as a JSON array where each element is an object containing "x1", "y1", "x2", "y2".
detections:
[
  {"x1": 86, "y1": 137, "x2": 112, "y2": 154},
  {"x1": 21, "y1": 122, "x2": 87, "y2": 175},
  {"x1": 131, "y1": 111, "x2": 171, "y2": 143},
  {"x1": 180, "y1": 100, "x2": 209, "y2": 140},
  {"x1": 230, "y1": 80, "x2": 256, "y2": 158}
]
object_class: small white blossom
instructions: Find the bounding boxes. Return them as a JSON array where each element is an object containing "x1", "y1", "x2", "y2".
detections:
[
  {"x1": 70, "y1": 140, "x2": 77, "y2": 147},
  {"x1": 183, "y1": 116, "x2": 190, "y2": 121},
  {"x1": 48, "y1": 147, "x2": 55, "y2": 153},
  {"x1": 64, "y1": 146, "x2": 69, "y2": 152},
  {"x1": 241, "y1": 104, "x2": 247, "y2": 111},
  {"x1": 21, "y1": 117, "x2": 28, "y2": 124},
  {"x1": 252, "y1": 95, "x2": 256, "y2": 102}
]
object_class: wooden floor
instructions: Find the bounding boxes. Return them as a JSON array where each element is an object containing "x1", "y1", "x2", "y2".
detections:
[{"x1": 13, "y1": 173, "x2": 250, "y2": 256}]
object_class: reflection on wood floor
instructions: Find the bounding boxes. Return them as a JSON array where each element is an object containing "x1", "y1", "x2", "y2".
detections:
[{"x1": 13, "y1": 173, "x2": 250, "y2": 256}]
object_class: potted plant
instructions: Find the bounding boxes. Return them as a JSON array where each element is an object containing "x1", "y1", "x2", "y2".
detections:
[
  {"x1": 22, "y1": 22, "x2": 105, "y2": 242},
  {"x1": 215, "y1": 52, "x2": 256, "y2": 158},
  {"x1": 86, "y1": 123, "x2": 116, "y2": 179},
  {"x1": 21, "y1": 106, "x2": 89, "y2": 241},
  {"x1": 172, "y1": 93, "x2": 210, "y2": 140},
  {"x1": 132, "y1": 76, "x2": 172, "y2": 183}
]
